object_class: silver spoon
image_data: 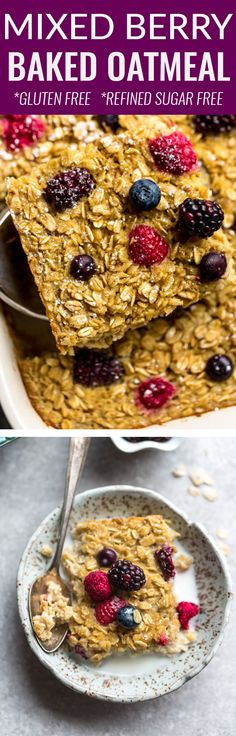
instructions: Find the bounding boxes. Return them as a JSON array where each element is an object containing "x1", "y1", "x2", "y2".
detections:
[
  {"x1": 29, "y1": 437, "x2": 90, "y2": 653},
  {"x1": 0, "y1": 207, "x2": 46, "y2": 319}
]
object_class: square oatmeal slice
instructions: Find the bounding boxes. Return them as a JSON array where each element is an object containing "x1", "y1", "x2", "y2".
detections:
[
  {"x1": 61, "y1": 514, "x2": 194, "y2": 663},
  {"x1": 7, "y1": 125, "x2": 229, "y2": 353}
]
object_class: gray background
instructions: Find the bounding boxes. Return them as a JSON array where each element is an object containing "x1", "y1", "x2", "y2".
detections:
[{"x1": 0, "y1": 437, "x2": 235, "y2": 736}]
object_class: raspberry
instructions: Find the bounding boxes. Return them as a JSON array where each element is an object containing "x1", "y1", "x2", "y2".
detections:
[
  {"x1": 44, "y1": 168, "x2": 95, "y2": 211},
  {"x1": 178, "y1": 198, "x2": 224, "y2": 239},
  {"x1": 2, "y1": 115, "x2": 45, "y2": 152},
  {"x1": 206, "y1": 354, "x2": 233, "y2": 382},
  {"x1": 84, "y1": 570, "x2": 112, "y2": 601},
  {"x1": 97, "y1": 115, "x2": 120, "y2": 131},
  {"x1": 176, "y1": 601, "x2": 199, "y2": 630},
  {"x1": 199, "y1": 252, "x2": 227, "y2": 282},
  {"x1": 194, "y1": 115, "x2": 236, "y2": 137},
  {"x1": 148, "y1": 132, "x2": 197, "y2": 175},
  {"x1": 129, "y1": 225, "x2": 169, "y2": 266},
  {"x1": 73, "y1": 349, "x2": 124, "y2": 387},
  {"x1": 95, "y1": 596, "x2": 126, "y2": 625},
  {"x1": 155, "y1": 545, "x2": 175, "y2": 581},
  {"x1": 137, "y1": 377, "x2": 175, "y2": 411},
  {"x1": 70, "y1": 254, "x2": 96, "y2": 281},
  {"x1": 158, "y1": 632, "x2": 168, "y2": 646},
  {"x1": 97, "y1": 548, "x2": 117, "y2": 567},
  {"x1": 108, "y1": 560, "x2": 146, "y2": 591}
]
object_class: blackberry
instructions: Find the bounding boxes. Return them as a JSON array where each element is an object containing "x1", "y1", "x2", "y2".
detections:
[
  {"x1": 194, "y1": 115, "x2": 236, "y2": 137},
  {"x1": 178, "y1": 198, "x2": 224, "y2": 239},
  {"x1": 44, "y1": 168, "x2": 95, "y2": 211},
  {"x1": 97, "y1": 115, "x2": 120, "y2": 131},
  {"x1": 129, "y1": 179, "x2": 161, "y2": 211},
  {"x1": 155, "y1": 545, "x2": 175, "y2": 581},
  {"x1": 108, "y1": 560, "x2": 146, "y2": 591},
  {"x1": 206, "y1": 354, "x2": 233, "y2": 382},
  {"x1": 199, "y1": 252, "x2": 227, "y2": 282},
  {"x1": 73, "y1": 349, "x2": 124, "y2": 387},
  {"x1": 70, "y1": 254, "x2": 96, "y2": 281}
]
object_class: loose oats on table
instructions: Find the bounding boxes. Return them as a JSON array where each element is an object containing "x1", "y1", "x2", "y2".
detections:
[
  {"x1": 7, "y1": 121, "x2": 230, "y2": 353},
  {"x1": 32, "y1": 514, "x2": 198, "y2": 664}
]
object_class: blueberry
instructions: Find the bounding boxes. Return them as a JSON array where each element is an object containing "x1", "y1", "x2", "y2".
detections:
[
  {"x1": 206, "y1": 354, "x2": 233, "y2": 382},
  {"x1": 129, "y1": 179, "x2": 161, "y2": 211},
  {"x1": 70, "y1": 254, "x2": 96, "y2": 281},
  {"x1": 97, "y1": 547, "x2": 117, "y2": 567},
  {"x1": 116, "y1": 605, "x2": 142, "y2": 630},
  {"x1": 97, "y1": 115, "x2": 120, "y2": 131},
  {"x1": 199, "y1": 252, "x2": 227, "y2": 281}
]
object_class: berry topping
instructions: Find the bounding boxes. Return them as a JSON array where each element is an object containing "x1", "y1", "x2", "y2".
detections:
[
  {"x1": 97, "y1": 115, "x2": 120, "y2": 131},
  {"x1": 74, "y1": 644, "x2": 89, "y2": 659},
  {"x1": 148, "y1": 131, "x2": 197, "y2": 175},
  {"x1": 84, "y1": 570, "x2": 112, "y2": 602},
  {"x1": 2, "y1": 115, "x2": 45, "y2": 152},
  {"x1": 116, "y1": 605, "x2": 142, "y2": 630},
  {"x1": 97, "y1": 547, "x2": 118, "y2": 567},
  {"x1": 206, "y1": 354, "x2": 233, "y2": 382},
  {"x1": 178, "y1": 198, "x2": 224, "y2": 239},
  {"x1": 137, "y1": 377, "x2": 175, "y2": 411},
  {"x1": 70, "y1": 254, "x2": 96, "y2": 281},
  {"x1": 155, "y1": 545, "x2": 175, "y2": 581},
  {"x1": 176, "y1": 601, "x2": 199, "y2": 630},
  {"x1": 129, "y1": 225, "x2": 169, "y2": 267},
  {"x1": 199, "y1": 251, "x2": 227, "y2": 282},
  {"x1": 95, "y1": 596, "x2": 126, "y2": 626},
  {"x1": 108, "y1": 560, "x2": 146, "y2": 592},
  {"x1": 44, "y1": 168, "x2": 95, "y2": 211},
  {"x1": 129, "y1": 179, "x2": 161, "y2": 211},
  {"x1": 158, "y1": 632, "x2": 168, "y2": 646},
  {"x1": 194, "y1": 115, "x2": 236, "y2": 137},
  {"x1": 73, "y1": 349, "x2": 124, "y2": 387}
]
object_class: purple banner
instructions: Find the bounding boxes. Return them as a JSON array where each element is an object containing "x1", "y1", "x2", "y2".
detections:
[{"x1": 0, "y1": 0, "x2": 235, "y2": 113}]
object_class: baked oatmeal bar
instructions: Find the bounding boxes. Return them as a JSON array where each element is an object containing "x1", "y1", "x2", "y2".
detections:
[
  {"x1": 33, "y1": 514, "x2": 198, "y2": 663},
  {"x1": 7, "y1": 124, "x2": 230, "y2": 353},
  {"x1": 171, "y1": 115, "x2": 236, "y2": 230},
  {"x1": 0, "y1": 115, "x2": 103, "y2": 201},
  {"x1": 0, "y1": 113, "x2": 171, "y2": 202},
  {"x1": 18, "y1": 242, "x2": 236, "y2": 429}
]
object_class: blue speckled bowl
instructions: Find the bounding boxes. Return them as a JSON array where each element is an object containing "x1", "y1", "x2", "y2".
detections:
[{"x1": 17, "y1": 485, "x2": 232, "y2": 702}]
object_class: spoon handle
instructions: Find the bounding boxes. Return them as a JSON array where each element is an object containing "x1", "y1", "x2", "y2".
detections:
[{"x1": 52, "y1": 437, "x2": 90, "y2": 571}]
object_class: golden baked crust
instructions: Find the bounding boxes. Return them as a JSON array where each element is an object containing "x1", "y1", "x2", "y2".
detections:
[{"x1": 7, "y1": 125, "x2": 229, "y2": 353}]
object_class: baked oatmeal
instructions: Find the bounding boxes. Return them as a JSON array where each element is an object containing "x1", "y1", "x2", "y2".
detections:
[
  {"x1": 171, "y1": 115, "x2": 236, "y2": 230},
  {"x1": 18, "y1": 251, "x2": 236, "y2": 429},
  {"x1": 7, "y1": 125, "x2": 229, "y2": 353},
  {"x1": 0, "y1": 115, "x2": 104, "y2": 201},
  {"x1": 0, "y1": 114, "x2": 174, "y2": 202},
  {"x1": 32, "y1": 514, "x2": 198, "y2": 663}
]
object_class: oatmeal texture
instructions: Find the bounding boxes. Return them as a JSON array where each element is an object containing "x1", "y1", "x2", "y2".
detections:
[
  {"x1": 171, "y1": 115, "x2": 236, "y2": 229},
  {"x1": 0, "y1": 115, "x2": 100, "y2": 200},
  {"x1": 0, "y1": 114, "x2": 171, "y2": 202},
  {"x1": 62, "y1": 514, "x2": 183, "y2": 663},
  {"x1": 19, "y1": 271, "x2": 236, "y2": 428},
  {"x1": 7, "y1": 128, "x2": 230, "y2": 353},
  {"x1": 32, "y1": 576, "x2": 72, "y2": 643}
]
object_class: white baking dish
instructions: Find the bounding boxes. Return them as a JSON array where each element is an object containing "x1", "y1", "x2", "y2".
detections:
[{"x1": 0, "y1": 306, "x2": 236, "y2": 432}]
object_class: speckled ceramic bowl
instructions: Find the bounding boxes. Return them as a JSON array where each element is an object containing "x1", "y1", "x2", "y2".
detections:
[{"x1": 17, "y1": 485, "x2": 232, "y2": 702}]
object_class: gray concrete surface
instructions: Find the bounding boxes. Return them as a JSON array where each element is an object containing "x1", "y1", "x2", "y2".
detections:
[{"x1": 0, "y1": 437, "x2": 235, "y2": 736}]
